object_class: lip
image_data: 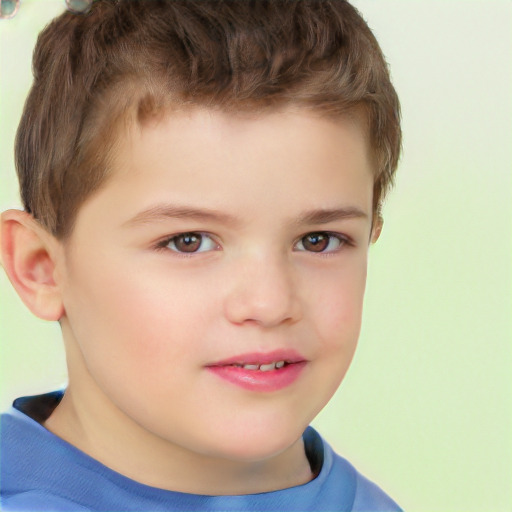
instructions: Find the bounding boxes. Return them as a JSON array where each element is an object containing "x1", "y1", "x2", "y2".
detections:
[
  {"x1": 206, "y1": 349, "x2": 308, "y2": 392},
  {"x1": 208, "y1": 349, "x2": 306, "y2": 367}
]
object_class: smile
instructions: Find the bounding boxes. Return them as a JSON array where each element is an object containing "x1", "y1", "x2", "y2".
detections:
[
  {"x1": 232, "y1": 361, "x2": 286, "y2": 371},
  {"x1": 206, "y1": 350, "x2": 307, "y2": 392}
]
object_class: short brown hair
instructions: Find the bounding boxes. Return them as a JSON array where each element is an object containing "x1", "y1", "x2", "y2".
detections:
[{"x1": 16, "y1": 0, "x2": 401, "y2": 238}]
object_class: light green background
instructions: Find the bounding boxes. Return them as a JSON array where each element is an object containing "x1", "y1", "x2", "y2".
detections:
[{"x1": 1, "y1": 1, "x2": 511, "y2": 511}]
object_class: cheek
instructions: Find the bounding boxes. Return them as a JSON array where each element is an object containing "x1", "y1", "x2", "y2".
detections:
[
  {"x1": 310, "y1": 259, "x2": 368, "y2": 350},
  {"x1": 297, "y1": 260, "x2": 368, "y2": 414},
  {"x1": 316, "y1": 262, "x2": 366, "y2": 324},
  {"x1": 63, "y1": 256, "x2": 215, "y2": 379}
]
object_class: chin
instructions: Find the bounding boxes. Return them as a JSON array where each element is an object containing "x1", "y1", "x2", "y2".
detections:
[{"x1": 198, "y1": 420, "x2": 306, "y2": 463}]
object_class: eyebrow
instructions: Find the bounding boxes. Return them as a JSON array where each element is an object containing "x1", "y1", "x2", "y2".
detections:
[
  {"x1": 295, "y1": 206, "x2": 368, "y2": 225},
  {"x1": 123, "y1": 203, "x2": 368, "y2": 228},
  {"x1": 123, "y1": 204, "x2": 238, "y2": 227}
]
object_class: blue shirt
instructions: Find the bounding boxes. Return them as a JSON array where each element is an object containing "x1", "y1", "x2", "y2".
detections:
[{"x1": 1, "y1": 392, "x2": 401, "y2": 511}]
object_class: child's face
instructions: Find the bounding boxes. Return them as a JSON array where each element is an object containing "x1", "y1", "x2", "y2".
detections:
[{"x1": 56, "y1": 107, "x2": 375, "y2": 463}]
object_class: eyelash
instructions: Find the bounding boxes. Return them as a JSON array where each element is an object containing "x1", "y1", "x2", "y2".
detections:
[
  {"x1": 154, "y1": 231, "x2": 353, "y2": 257},
  {"x1": 294, "y1": 232, "x2": 353, "y2": 254},
  {"x1": 155, "y1": 232, "x2": 220, "y2": 256}
]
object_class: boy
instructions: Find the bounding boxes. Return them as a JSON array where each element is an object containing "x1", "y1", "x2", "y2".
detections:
[{"x1": 0, "y1": 0, "x2": 402, "y2": 510}]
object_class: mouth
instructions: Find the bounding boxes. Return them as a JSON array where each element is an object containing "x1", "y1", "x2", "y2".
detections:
[
  {"x1": 207, "y1": 349, "x2": 306, "y2": 369},
  {"x1": 206, "y1": 350, "x2": 308, "y2": 392},
  {"x1": 229, "y1": 360, "x2": 289, "y2": 371}
]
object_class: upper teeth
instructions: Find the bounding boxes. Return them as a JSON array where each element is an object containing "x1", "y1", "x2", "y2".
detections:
[{"x1": 235, "y1": 361, "x2": 286, "y2": 371}]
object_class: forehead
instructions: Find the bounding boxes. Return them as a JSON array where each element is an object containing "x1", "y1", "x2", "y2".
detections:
[
  {"x1": 74, "y1": 106, "x2": 374, "y2": 235},
  {"x1": 120, "y1": 105, "x2": 372, "y2": 175}
]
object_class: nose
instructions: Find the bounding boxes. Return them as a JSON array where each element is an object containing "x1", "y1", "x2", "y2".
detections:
[{"x1": 223, "y1": 252, "x2": 302, "y2": 328}]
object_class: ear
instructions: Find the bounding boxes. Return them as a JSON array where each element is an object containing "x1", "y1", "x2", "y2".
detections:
[
  {"x1": 370, "y1": 214, "x2": 383, "y2": 244},
  {"x1": 1, "y1": 210, "x2": 64, "y2": 321}
]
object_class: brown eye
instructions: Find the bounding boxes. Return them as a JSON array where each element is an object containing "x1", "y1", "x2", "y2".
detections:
[
  {"x1": 295, "y1": 232, "x2": 347, "y2": 253},
  {"x1": 173, "y1": 233, "x2": 202, "y2": 252},
  {"x1": 302, "y1": 233, "x2": 330, "y2": 252},
  {"x1": 163, "y1": 232, "x2": 218, "y2": 254}
]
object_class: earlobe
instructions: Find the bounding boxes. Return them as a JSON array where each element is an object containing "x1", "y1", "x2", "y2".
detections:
[
  {"x1": 371, "y1": 215, "x2": 383, "y2": 244},
  {"x1": 1, "y1": 210, "x2": 64, "y2": 321}
]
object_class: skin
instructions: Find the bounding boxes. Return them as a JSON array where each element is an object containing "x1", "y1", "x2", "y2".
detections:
[{"x1": 2, "y1": 106, "x2": 381, "y2": 495}]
